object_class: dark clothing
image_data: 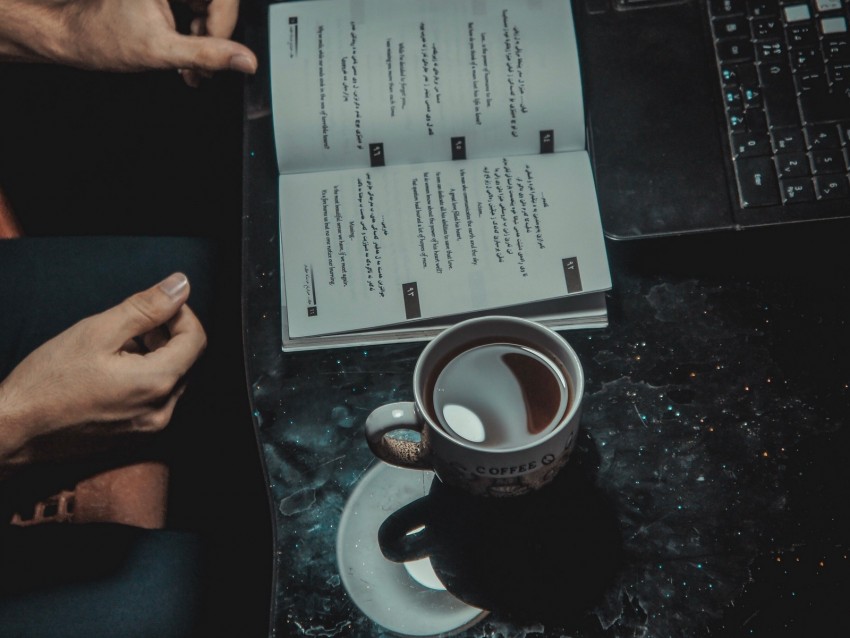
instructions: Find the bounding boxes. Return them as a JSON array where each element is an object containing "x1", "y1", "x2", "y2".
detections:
[
  {"x1": 0, "y1": 236, "x2": 216, "y2": 381},
  {"x1": 0, "y1": 524, "x2": 204, "y2": 638},
  {"x1": 0, "y1": 236, "x2": 215, "y2": 637},
  {"x1": 0, "y1": 62, "x2": 271, "y2": 637}
]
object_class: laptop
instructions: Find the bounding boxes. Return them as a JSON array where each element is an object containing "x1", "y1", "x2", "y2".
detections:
[{"x1": 572, "y1": 0, "x2": 850, "y2": 239}]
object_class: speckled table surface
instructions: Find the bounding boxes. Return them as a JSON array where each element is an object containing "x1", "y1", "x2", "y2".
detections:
[{"x1": 242, "y1": 5, "x2": 850, "y2": 637}]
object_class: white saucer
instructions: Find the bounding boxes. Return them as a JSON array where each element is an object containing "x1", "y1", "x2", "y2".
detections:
[{"x1": 336, "y1": 463, "x2": 488, "y2": 636}]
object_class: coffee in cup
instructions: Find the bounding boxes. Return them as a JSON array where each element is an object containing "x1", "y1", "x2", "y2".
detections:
[
  {"x1": 365, "y1": 316, "x2": 584, "y2": 497},
  {"x1": 427, "y1": 342, "x2": 571, "y2": 450}
]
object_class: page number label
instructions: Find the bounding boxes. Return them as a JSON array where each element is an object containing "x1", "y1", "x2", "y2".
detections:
[
  {"x1": 369, "y1": 143, "x2": 385, "y2": 167},
  {"x1": 562, "y1": 257, "x2": 583, "y2": 293},
  {"x1": 451, "y1": 137, "x2": 467, "y2": 160},
  {"x1": 540, "y1": 130, "x2": 554, "y2": 154},
  {"x1": 402, "y1": 282, "x2": 421, "y2": 319}
]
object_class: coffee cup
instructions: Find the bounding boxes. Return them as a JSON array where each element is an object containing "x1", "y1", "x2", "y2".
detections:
[
  {"x1": 377, "y1": 456, "x2": 623, "y2": 623},
  {"x1": 364, "y1": 316, "x2": 584, "y2": 497}
]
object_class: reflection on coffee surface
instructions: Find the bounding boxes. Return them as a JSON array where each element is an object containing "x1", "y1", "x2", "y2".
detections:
[{"x1": 431, "y1": 343, "x2": 569, "y2": 449}]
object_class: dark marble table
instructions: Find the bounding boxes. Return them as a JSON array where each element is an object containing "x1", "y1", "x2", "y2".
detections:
[{"x1": 242, "y1": 4, "x2": 850, "y2": 636}]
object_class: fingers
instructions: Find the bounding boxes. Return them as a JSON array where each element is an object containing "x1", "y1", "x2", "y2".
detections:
[
  {"x1": 99, "y1": 273, "x2": 190, "y2": 348},
  {"x1": 131, "y1": 385, "x2": 186, "y2": 432},
  {"x1": 180, "y1": 0, "x2": 240, "y2": 39},
  {"x1": 146, "y1": 304, "x2": 207, "y2": 379},
  {"x1": 204, "y1": 0, "x2": 241, "y2": 41},
  {"x1": 165, "y1": 31, "x2": 257, "y2": 75}
]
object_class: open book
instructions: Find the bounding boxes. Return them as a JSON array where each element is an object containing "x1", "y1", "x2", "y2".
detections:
[{"x1": 269, "y1": 0, "x2": 611, "y2": 351}]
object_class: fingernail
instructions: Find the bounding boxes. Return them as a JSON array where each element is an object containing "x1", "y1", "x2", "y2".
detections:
[
  {"x1": 190, "y1": 17, "x2": 205, "y2": 36},
  {"x1": 229, "y1": 54, "x2": 257, "y2": 74},
  {"x1": 159, "y1": 273, "x2": 189, "y2": 299},
  {"x1": 183, "y1": 70, "x2": 201, "y2": 88}
]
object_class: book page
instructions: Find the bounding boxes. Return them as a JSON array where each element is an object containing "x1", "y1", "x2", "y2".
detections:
[
  {"x1": 281, "y1": 292, "x2": 608, "y2": 351},
  {"x1": 279, "y1": 152, "x2": 610, "y2": 339},
  {"x1": 269, "y1": 0, "x2": 585, "y2": 174}
]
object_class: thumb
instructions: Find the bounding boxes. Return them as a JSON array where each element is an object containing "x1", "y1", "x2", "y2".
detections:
[
  {"x1": 102, "y1": 273, "x2": 191, "y2": 346},
  {"x1": 163, "y1": 33, "x2": 257, "y2": 74}
]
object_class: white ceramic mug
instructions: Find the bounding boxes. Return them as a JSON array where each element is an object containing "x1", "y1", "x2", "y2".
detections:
[{"x1": 365, "y1": 316, "x2": 584, "y2": 497}]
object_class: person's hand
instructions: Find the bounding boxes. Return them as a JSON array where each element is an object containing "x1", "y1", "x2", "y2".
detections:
[
  {"x1": 0, "y1": 0, "x2": 257, "y2": 86},
  {"x1": 0, "y1": 273, "x2": 207, "y2": 468}
]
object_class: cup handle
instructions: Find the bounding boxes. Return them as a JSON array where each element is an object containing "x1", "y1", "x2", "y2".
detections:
[
  {"x1": 364, "y1": 402, "x2": 432, "y2": 471},
  {"x1": 377, "y1": 496, "x2": 432, "y2": 563}
]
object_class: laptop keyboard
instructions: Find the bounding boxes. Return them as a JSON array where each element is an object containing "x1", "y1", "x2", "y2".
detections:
[{"x1": 708, "y1": 0, "x2": 850, "y2": 208}]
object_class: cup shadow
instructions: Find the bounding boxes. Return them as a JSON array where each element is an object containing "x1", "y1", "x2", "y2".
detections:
[{"x1": 378, "y1": 433, "x2": 622, "y2": 626}]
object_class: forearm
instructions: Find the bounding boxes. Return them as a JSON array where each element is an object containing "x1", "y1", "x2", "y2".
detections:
[
  {"x1": 0, "y1": 0, "x2": 68, "y2": 64},
  {"x1": 0, "y1": 379, "x2": 39, "y2": 472}
]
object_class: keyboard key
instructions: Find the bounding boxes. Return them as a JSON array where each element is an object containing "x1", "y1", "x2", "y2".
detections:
[
  {"x1": 763, "y1": 92, "x2": 800, "y2": 127},
  {"x1": 775, "y1": 152, "x2": 810, "y2": 177},
  {"x1": 758, "y1": 59, "x2": 793, "y2": 86},
  {"x1": 745, "y1": 108, "x2": 769, "y2": 131},
  {"x1": 820, "y1": 17, "x2": 848, "y2": 36},
  {"x1": 772, "y1": 127, "x2": 806, "y2": 152},
  {"x1": 728, "y1": 107, "x2": 747, "y2": 131},
  {"x1": 790, "y1": 48, "x2": 822, "y2": 71},
  {"x1": 780, "y1": 177, "x2": 816, "y2": 203},
  {"x1": 722, "y1": 65, "x2": 760, "y2": 90},
  {"x1": 714, "y1": 17, "x2": 749, "y2": 39},
  {"x1": 735, "y1": 156, "x2": 781, "y2": 206},
  {"x1": 734, "y1": 63, "x2": 759, "y2": 86},
  {"x1": 742, "y1": 84, "x2": 764, "y2": 107},
  {"x1": 815, "y1": 0, "x2": 843, "y2": 11},
  {"x1": 799, "y1": 93, "x2": 840, "y2": 124},
  {"x1": 732, "y1": 131, "x2": 772, "y2": 157},
  {"x1": 718, "y1": 39, "x2": 755, "y2": 62},
  {"x1": 824, "y1": 37, "x2": 850, "y2": 62},
  {"x1": 725, "y1": 86, "x2": 744, "y2": 108},
  {"x1": 756, "y1": 40, "x2": 786, "y2": 62},
  {"x1": 805, "y1": 124, "x2": 842, "y2": 149},
  {"x1": 800, "y1": 89, "x2": 850, "y2": 124},
  {"x1": 828, "y1": 62, "x2": 850, "y2": 88},
  {"x1": 809, "y1": 149, "x2": 846, "y2": 173},
  {"x1": 787, "y1": 22, "x2": 818, "y2": 47},
  {"x1": 839, "y1": 122, "x2": 850, "y2": 145},
  {"x1": 753, "y1": 17, "x2": 783, "y2": 39},
  {"x1": 748, "y1": 0, "x2": 780, "y2": 17},
  {"x1": 710, "y1": 0, "x2": 747, "y2": 17},
  {"x1": 794, "y1": 70, "x2": 829, "y2": 95},
  {"x1": 720, "y1": 64, "x2": 740, "y2": 86},
  {"x1": 753, "y1": 18, "x2": 783, "y2": 41},
  {"x1": 761, "y1": 62, "x2": 800, "y2": 127},
  {"x1": 783, "y1": 4, "x2": 812, "y2": 23},
  {"x1": 814, "y1": 174, "x2": 850, "y2": 199}
]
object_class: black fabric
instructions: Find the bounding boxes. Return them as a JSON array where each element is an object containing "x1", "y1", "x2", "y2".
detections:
[
  {"x1": 0, "y1": 236, "x2": 216, "y2": 380},
  {"x1": 0, "y1": 61, "x2": 272, "y2": 637},
  {"x1": 0, "y1": 237, "x2": 214, "y2": 637},
  {"x1": 0, "y1": 524, "x2": 205, "y2": 638}
]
